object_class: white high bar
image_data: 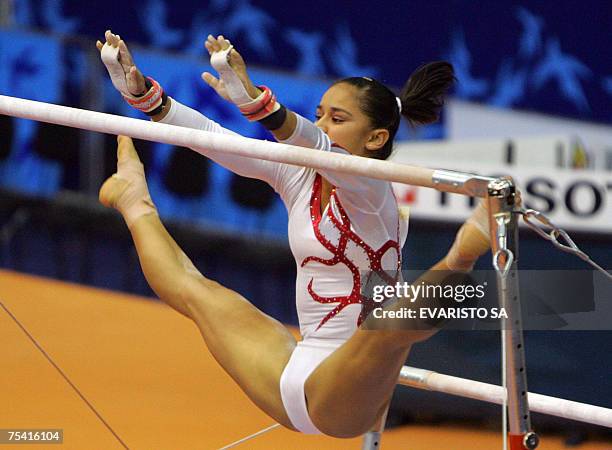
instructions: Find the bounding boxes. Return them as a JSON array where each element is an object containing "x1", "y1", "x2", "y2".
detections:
[
  {"x1": 399, "y1": 366, "x2": 612, "y2": 429},
  {"x1": 0, "y1": 95, "x2": 491, "y2": 196}
]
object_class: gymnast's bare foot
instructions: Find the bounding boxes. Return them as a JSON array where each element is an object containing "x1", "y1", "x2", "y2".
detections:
[{"x1": 99, "y1": 135, "x2": 156, "y2": 227}]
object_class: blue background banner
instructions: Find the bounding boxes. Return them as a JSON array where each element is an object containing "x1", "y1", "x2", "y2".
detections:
[
  {"x1": 12, "y1": 0, "x2": 612, "y2": 123},
  {"x1": 0, "y1": 24, "x2": 416, "y2": 238}
]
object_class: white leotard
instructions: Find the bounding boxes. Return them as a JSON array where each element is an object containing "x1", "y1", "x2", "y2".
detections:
[{"x1": 160, "y1": 99, "x2": 409, "y2": 432}]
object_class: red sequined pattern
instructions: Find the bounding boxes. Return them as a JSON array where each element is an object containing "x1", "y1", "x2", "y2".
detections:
[{"x1": 303, "y1": 174, "x2": 401, "y2": 330}]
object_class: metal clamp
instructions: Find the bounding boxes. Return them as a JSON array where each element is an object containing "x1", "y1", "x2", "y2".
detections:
[
  {"x1": 493, "y1": 248, "x2": 514, "y2": 280},
  {"x1": 520, "y1": 208, "x2": 612, "y2": 281}
]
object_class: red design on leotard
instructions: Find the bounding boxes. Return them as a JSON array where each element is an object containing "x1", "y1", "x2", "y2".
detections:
[{"x1": 302, "y1": 173, "x2": 401, "y2": 330}]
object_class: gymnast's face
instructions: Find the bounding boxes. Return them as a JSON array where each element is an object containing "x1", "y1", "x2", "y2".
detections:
[{"x1": 315, "y1": 83, "x2": 389, "y2": 157}]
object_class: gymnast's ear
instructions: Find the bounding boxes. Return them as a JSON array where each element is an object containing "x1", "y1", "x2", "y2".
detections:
[{"x1": 365, "y1": 128, "x2": 390, "y2": 152}]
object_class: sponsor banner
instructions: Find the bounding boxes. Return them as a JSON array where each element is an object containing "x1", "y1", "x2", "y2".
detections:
[
  {"x1": 391, "y1": 163, "x2": 612, "y2": 234},
  {"x1": 447, "y1": 101, "x2": 612, "y2": 170}
]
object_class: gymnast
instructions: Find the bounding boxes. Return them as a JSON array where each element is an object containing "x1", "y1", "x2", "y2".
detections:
[{"x1": 96, "y1": 31, "x2": 491, "y2": 437}]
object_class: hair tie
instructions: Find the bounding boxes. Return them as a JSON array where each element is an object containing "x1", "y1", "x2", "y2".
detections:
[{"x1": 395, "y1": 96, "x2": 402, "y2": 113}]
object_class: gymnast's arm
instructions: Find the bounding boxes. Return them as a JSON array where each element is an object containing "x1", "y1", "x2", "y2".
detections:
[
  {"x1": 276, "y1": 113, "x2": 385, "y2": 192},
  {"x1": 152, "y1": 97, "x2": 287, "y2": 187},
  {"x1": 202, "y1": 36, "x2": 386, "y2": 205},
  {"x1": 96, "y1": 30, "x2": 289, "y2": 190}
]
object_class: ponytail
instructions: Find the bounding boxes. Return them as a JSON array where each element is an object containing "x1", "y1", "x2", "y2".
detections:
[{"x1": 399, "y1": 61, "x2": 455, "y2": 126}]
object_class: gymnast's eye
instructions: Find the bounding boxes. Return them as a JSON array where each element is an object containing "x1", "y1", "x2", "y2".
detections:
[{"x1": 332, "y1": 117, "x2": 345, "y2": 123}]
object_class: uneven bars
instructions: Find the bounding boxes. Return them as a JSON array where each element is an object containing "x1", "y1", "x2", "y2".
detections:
[
  {"x1": 5, "y1": 96, "x2": 607, "y2": 437},
  {"x1": 399, "y1": 366, "x2": 612, "y2": 429},
  {"x1": 0, "y1": 95, "x2": 493, "y2": 197}
]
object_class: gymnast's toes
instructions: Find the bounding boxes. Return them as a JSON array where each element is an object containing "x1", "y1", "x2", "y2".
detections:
[
  {"x1": 99, "y1": 135, "x2": 146, "y2": 210},
  {"x1": 117, "y1": 135, "x2": 141, "y2": 162}
]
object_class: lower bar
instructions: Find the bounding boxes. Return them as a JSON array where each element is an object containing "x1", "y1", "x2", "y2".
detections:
[{"x1": 398, "y1": 366, "x2": 612, "y2": 429}]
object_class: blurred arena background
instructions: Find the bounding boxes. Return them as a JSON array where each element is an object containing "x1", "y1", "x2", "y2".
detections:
[{"x1": 0, "y1": 1, "x2": 610, "y2": 448}]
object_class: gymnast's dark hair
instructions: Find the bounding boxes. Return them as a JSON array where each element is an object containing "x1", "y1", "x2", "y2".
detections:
[{"x1": 334, "y1": 61, "x2": 455, "y2": 160}]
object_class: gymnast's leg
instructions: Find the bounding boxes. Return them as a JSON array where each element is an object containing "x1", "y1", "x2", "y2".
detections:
[
  {"x1": 99, "y1": 136, "x2": 297, "y2": 428},
  {"x1": 305, "y1": 229, "x2": 491, "y2": 437}
]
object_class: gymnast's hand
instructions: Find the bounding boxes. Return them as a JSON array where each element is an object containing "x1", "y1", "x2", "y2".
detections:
[
  {"x1": 96, "y1": 30, "x2": 146, "y2": 97},
  {"x1": 201, "y1": 35, "x2": 262, "y2": 103}
]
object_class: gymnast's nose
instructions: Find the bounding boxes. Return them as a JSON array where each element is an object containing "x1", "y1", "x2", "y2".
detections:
[{"x1": 315, "y1": 116, "x2": 329, "y2": 134}]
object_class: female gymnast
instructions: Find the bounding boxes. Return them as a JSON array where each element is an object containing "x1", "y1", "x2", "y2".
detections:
[{"x1": 96, "y1": 31, "x2": 491, "y2": 437}]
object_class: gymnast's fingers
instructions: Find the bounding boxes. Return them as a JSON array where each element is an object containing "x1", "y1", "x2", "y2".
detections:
[
  {"x1": 204, "y1": 40, "x2": 214, "y2": 55},
  {"x1": 105, "y1": 30, "x2": 116, "y2": 47},
  {"x1": 201, "y1": 72, "x2": 218, "y2": 87},
  {"x1": 218, "y1": 35, "x2": 231, "y2": 50},
  {"x1": 108, "y1": 30, "x2": 122, "y2": 47},
  {"x1": 118, "y1": 40, "x2": 135, "y2": 67},
  {"x1": 207, "y1": 34, "x2": 221, "y2": 53}
]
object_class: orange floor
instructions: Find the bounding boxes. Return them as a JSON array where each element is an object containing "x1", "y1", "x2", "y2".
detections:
[{"x1": 0, "y1": 269, "x2": 610, "y2": 450}]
